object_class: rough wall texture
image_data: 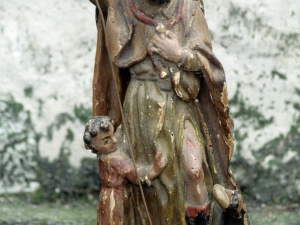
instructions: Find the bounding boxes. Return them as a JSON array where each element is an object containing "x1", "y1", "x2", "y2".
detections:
[
  {"x1": 205, "y1": 0, "x2": 300, "y2": 204},
  {"x1": 0, "y1": 0, "x2": 96, "y2": 192},
  {"x1": 0, "y1": 0, "x2": 299, "y2": 203},
  {"x1": 206, "y1": 0, "x2": 300, "y2": 159}
]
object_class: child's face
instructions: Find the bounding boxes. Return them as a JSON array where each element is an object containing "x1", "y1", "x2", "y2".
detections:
[{"x1": 92, "y1": 123, "x2": 117, "y2": 154}]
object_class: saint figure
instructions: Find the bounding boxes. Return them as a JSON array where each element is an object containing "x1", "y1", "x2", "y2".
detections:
[{"x1": 88, "y1": 0, "x2": 249, "y2": 224}]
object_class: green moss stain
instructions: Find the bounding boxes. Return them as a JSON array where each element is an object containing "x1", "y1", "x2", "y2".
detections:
[
  {"x1": 46, "y1": 113, "x2": 74, "y2": 141},
  {"x1": 0, "y1": 98, "x2": 39, "y2": 186},
  {"x1": 271, "y1": 70, "x2": 287, "y2": 80},
  {"x1": 230, "y1": 86, "x2": 273, "y2": 130},
  {"x1": 24, "y1": 86, "x2": 34, "y2": 98},
  {"x1": 294, "y1": 87, "x2": 300, "y2": 96},
  {"x1": 74, "y1": 104, "x2": 92, "y2": 124},
  {"x1": 34, "y1": 154, "x2": 100, "y2": 202}
]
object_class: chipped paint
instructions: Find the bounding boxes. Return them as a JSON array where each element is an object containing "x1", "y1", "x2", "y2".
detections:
[
  {"x1": 209, "y1": 93, "x2": 213, "y2": 101},
  {"x1": 109, "y1": 190, "x2": 116, "y2": 225},
  {"x1": 157, "y1": 101, "x2": 166, "y2": 131},
  {"x1": 197, "y1": 184, "x2": 201, "y2": 194},
  {"x1": 221, "y1": 82, "x2": 228, "y2": 112},
  {"x1": 103, "y1": 189, "x2": 108, "y2": 201},
  {"x1": 224, "y1": 133, "x2": 234, "y2": 160},
  {"x1": 174, "y1": 71, "x2": 180, "y2": 85},
  {"x1": 171, "y1": 131, "x2": 174, "y2": 143},
  {"x1": 160, "y1": 71, "x2": 168, "y2": 78},
  {"x1": 191, "y1": 153, "x2": 197, "y2": 162}
]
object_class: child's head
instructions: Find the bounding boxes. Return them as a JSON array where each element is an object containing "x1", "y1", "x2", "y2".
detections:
[{"x1": 83, "y1": 116, "x2": 117, "y2": 154}]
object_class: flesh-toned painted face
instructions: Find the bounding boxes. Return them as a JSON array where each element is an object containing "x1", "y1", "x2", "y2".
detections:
[{"x1": 90, "y1": 123, "x2": 117, "y2": 154}]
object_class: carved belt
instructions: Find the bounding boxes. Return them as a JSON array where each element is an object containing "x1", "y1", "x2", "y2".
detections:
[{"x1": 132, "y1": 72, "x2": 173, "y2": 92}]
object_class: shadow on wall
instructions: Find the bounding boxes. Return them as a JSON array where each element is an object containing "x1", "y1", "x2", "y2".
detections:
[
  {"x1": 230, "y1": 90, "x2": 300, "y2": 205},
  {"x1": 0, "y1": 97, "x2": 100, "y2": 202}
]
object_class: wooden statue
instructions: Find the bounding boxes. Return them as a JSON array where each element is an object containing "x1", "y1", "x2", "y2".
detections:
[
  {"x1": 84, "y1": 116, "x2": 167, "y2": 225},
  {"x1": 86, "y1": 0, "x2": 250, "y2": 224}
]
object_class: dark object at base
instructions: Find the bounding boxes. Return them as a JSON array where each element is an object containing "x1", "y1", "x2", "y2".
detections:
[
  {"x1": 187, "y1": 211, "x2": 209, "y2": 225},
  {"x1": 221, "y1": 192, "x2": 247, "y2": 225},
  {"x1": 213, "y1": 184, "x2": 249, "y2": 225}
]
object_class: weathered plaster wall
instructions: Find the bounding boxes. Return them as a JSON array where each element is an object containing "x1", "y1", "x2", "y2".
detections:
[
  {"x1": 205, "y1": 0, "x2": 300, "y2": 160},
  {"x1": 0, "y1": 0, "x2": 96, "y2": 168},
  {"x1": 205, "y1": 0, "x2": 300, "y2": 203},
  {"x1": 1, "y1": 0, "x2": 299, "y2": 201}
]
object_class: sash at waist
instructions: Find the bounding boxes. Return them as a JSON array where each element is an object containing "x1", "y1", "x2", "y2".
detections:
[{"x1": 131, "y1": 71, "x2": 173, "y2": 92}]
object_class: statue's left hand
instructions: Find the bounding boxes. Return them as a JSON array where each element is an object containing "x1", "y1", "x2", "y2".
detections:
[
  {"x1": 138, "y1": 151, "x2": 167, "y2": 186},
  {"x1": 150, "y1": 31, "x2": 182, "y2": 63},
  {"x1": 153, "y1": 150, "x2": 168, "y2": 172}
]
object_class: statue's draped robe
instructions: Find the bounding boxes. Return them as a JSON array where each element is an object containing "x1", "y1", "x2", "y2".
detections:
[{"x1": 92, "y1": 0, "x2": 239, "y2": 224}]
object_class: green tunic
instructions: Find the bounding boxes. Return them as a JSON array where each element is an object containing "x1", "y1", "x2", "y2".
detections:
[{"x1": 123, "y1": 76, "x2": 207, "y2": 224}]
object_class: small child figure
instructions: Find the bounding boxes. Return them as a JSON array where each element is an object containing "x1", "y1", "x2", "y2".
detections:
[{"x1": 83, "y1": 116, "x2": 167, "y2": 225}]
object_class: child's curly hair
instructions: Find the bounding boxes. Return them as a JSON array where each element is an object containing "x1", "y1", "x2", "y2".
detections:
[{"x1": 83, "y1": 116, "x2": 113, "y2": 150}]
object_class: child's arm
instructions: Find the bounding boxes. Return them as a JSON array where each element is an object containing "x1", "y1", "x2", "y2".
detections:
[
  {"x1": 140, "y1": 151, "x2": 167, "y2": 186},
  {"x1": 109, "y1": 154, "x2": 140, "y2": 184},
  {"x1": 110, "y1": 151, "x2": 167, "y2": 185}
]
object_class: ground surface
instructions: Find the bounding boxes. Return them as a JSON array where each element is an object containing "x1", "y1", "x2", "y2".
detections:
[
  {"x1": 0, "y1": 196, "x2": 299, "y2": 225},
  {"x1": 0, "y1": 196, "x2": 96, "y2": 225}
]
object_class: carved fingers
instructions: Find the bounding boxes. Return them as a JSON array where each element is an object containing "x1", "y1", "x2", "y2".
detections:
[
  {"x1": 149, "y1": 31, "x2": 182, "y2": 63},
  {"x1": 154, "y1": 150, "x2": 168, "y2": 170},
  {"x1": 138, "y1": 151, "x2": 168, "y2": 184}
]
